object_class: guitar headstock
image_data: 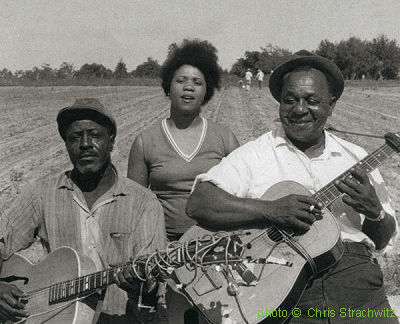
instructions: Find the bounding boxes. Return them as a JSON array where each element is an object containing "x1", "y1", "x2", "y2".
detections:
[
  {"x1": 184, "y1": 233, "x2": 245, "y2": 267},
  {"x1": 385, "y1": 132, "x2": 400, "y2": 152},
  {"x1": 132, "y1": 232, "x2": 245, "y2": 279}
]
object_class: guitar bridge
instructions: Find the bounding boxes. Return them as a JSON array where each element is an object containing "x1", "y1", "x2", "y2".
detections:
[{"x1": 249, "y1": 256, "x2": 293, "y2": 267}]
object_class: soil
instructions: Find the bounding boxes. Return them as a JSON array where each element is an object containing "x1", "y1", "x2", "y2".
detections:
[{"x1": 1, "y1": 84, "x2": 399, "y2": 314}]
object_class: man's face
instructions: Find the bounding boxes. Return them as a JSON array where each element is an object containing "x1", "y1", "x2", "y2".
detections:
[
  {"x1": 279, "y1": 69, "x2": 336, "y2": 146},
  {"x1": 65, "y1": 119, "x2": 114, "y2": 175}
]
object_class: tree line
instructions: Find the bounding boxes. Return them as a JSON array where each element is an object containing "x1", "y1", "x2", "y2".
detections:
[
  {"x1": 231, "y1": 34, "x2": 400, "y2": 80},
  {"x1": 1, "y1": 34, "x2": 399, "y2": 84},
  {"x1": 0, "y1": 57, "x2": 162, "y2": 84}
]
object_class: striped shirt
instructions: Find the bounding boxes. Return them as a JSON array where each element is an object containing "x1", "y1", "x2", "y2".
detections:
[{"x1": 0, "y1": 168, "x2": 166, "y2": 319}]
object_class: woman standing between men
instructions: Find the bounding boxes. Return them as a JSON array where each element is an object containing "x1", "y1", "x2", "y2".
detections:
[{"x1": 127, "y1": 39, "x2": 239, "y2": 242}]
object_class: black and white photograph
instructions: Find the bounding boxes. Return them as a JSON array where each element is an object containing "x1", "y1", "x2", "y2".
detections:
[{"x1": 0, "y1": 1, "x2": 399, "y2": 323}]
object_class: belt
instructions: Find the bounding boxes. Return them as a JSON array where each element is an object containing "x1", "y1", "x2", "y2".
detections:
[{"x1": 343, "y1": 242, "x2": 371, "y2": 255}]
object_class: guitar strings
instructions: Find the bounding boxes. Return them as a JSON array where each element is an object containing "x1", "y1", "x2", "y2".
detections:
[
  {"x1": 19, "y1": 232, "x2": 243, "y2": 309},
  {"x1": 16, "y1": 290, "x2": 102, "y2": 323},
  {"x1": 248, "y1": 143, "x2": 395, "y2": 252}
]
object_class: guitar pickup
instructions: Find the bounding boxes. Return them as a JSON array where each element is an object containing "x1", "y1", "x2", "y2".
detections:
[{"x1": 232, "y1": 263, "x2": 257, "y2": 285}]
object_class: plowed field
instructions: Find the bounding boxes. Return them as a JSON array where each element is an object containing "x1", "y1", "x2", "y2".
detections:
[{"x1": 1, "y1": 84, "x2": 400, "y2": 303}]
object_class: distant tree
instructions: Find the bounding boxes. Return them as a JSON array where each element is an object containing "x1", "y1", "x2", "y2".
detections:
[
  {"x1": 316, "y1": 39, "x2": 336, "y2": 61},
  {"x1": 114, "y1": 59, "x2": 128, "y2": 79},
  {"x1": 334, "y1": 37, "x2": 372, "y2": 79},
  {"x1": 14, "y1": 70, "x2": 24, "y2": 79},
  {"x1": 367, "y1": 34, "x2": 400, "y2": 79},
  {"x1": 22, "y1": 67, "x2": 40, "y2": 81},
  {"x1": 40, "y1": 63, "x2": 54, "y2": 80},
  {"x1": 230, "y1": 58, "x2": 247, "y2": 77},
  {"x1": 316, "y1": 35, "x2": 400, "y2": 80},
  {"x1": 258, "y1": 44, "x2": 292, "y2": 72},
  {"x1": 0, "y1": 68, "x2": 13, "y2": 79},
  {"x1": 77, "y1": 63, "x2": 112, "y2": 79},
  {"x1": 57, "y1": 62, "x2": 74, "y2": 79},
  {"x1": 230, "y1": 44, "x2": 291, "y2": 77},
  {"x1": 0, "y1": 68, "x2": 13, "y2": 84},
  {"x1": 244, "y1": 51, "x2": 261, "y2": 71},
  {"x1": 133, "y1": 57, "x2": 161, "y2": 77}
]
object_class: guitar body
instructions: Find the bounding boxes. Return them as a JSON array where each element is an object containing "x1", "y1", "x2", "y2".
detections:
[
  {"x1": 176, "y1": 181, "x2": 344, "y2": 324},
  {"x1": 1, "y1": 247, "x2": 98, "y2": 324}
]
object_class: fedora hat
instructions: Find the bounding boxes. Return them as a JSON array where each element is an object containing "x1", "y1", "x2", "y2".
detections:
[
  {"x1": 57, "y1": 98, "x2": 117, "y2": 140},
  {"x1": 269, "y1": 50, "x2": 344, "y2": 102}
]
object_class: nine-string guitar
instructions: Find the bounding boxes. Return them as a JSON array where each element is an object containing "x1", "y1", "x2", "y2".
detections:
[
  {"x1": 176, "y1": 132, "x2": 400, "y2": 324},
  {"x1": 0, "y1": 233, "x2": 245, "y2": 323}
]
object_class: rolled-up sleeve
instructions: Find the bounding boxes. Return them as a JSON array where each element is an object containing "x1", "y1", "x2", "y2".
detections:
[
  {"x1": 366, "y1": 169, "x2": 398, "y2": 253},
  {"x1": 0, "y1": 186, "x2": 42, "y2": 261},
  {"x1": 192, "y1": 142, "x2": 258, "y2": 198}
]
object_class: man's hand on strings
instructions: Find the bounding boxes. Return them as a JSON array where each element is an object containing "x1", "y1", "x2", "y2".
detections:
[
  {"x1": 335, "y1": 167, "x2": 382, "y2": 220},
  {"x1": 0, "y1": 282, "x2": 29, "y2": 322}
]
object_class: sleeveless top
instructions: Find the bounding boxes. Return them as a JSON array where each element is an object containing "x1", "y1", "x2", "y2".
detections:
[{"x1": 140, "y1": 117, "x2": 237, "y2": 238}]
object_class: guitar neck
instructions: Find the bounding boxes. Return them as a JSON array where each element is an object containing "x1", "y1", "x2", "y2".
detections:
[
  {"x1": 49, "y1": 248, "x2": 183, "y2": 304},
  {"x1": 48, "y1": 234, "x2": 235, "y2": 304},
  {"x1": 48, "y1": 262, "x2": 133, "y2": 304},
  {"x1": 314, "y1": 143, "x2": 396, "y2": 208}
]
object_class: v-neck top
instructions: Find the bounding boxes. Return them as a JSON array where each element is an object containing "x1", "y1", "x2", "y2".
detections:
[
  {"x1": 162, "y1": 117, "x2": 207, "y2": 162},
  {"x1": 140, "y1": 118, "x2": 238, "y2": 237}
]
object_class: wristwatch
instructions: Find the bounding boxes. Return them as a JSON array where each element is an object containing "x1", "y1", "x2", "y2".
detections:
[{"x1": 364, "y1": 208, "x2": 386, "y2": 222}]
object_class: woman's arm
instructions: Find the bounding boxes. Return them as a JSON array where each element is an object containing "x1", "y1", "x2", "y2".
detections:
[
  {"x1": 226, "y1": 129, "x2": 240, "y2": 155},
  {"x1": 127, "y1": 134, "x2": 149, "y2": 187}
]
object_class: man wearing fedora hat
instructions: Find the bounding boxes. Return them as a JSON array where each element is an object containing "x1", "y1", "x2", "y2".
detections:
[
  {"x1": 0, "y1": 98, "x2": 166, "y2": 323},
  {"x1": 186, "y1": 51, "x2": 398, "y2": 323}
]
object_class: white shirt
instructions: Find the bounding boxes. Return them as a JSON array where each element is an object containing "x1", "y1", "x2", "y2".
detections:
[
  {"x1": 194, "y1": 127, "x2": 397, "y2": 252},
  {"x1": 256, "y1": 71, "x2": 264, "y2": 81},
  {"x1": 245, "y1": 71, "x2": 252, "y2": 81}
]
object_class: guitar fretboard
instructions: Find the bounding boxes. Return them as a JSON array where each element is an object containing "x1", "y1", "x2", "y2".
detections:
[
  {"x1": 48, "y1": 246, "x2": 186, "y2": 304},
  {"x1": 49, "y1": 263, "x2": 131, "y2": 304},
  {"x1": 314, "y1": 143, "x2": 396, "y2": 208}
]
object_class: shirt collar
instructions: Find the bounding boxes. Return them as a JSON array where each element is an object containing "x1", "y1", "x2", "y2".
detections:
[
  {"x1": 57, "y1": 165, "x2": 128, "y2": 197},
  {"x1": 273, "y1": 126, "x2": 342, "y2": 157}
]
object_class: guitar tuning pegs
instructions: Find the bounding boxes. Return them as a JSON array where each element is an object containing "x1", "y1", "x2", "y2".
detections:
[{"x1": 385, "y1": 132, "x2": 400, "y2": 152}]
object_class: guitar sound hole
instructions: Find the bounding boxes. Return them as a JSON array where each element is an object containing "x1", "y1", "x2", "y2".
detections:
[{"x1": 267, "y1": 228, "x2": 295, "y2": 243}]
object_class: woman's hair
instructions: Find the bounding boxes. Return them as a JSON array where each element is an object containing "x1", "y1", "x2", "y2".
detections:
[{"x1": 161, "y1": 39, "x2": 220, "y2": 105}]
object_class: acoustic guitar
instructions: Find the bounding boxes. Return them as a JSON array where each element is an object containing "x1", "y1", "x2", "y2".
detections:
[
  {"x1": 176, "y1": 132, "x2": 400, "y2": 324},
  {"x1": 0, "y1": 232, "x2": 244, "y2": 323}
]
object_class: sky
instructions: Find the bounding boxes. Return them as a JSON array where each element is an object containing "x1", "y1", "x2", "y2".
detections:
[{"x1": 1, "y1": 0, "x2": 400, "y2": 72}]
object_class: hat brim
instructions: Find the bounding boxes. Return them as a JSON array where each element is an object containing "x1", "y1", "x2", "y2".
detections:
[{"x1": 269, "y1": 56, "x2": 344, "y2": 102}]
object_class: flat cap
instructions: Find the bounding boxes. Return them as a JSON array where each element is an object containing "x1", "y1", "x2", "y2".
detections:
[
  {"x1": 57, "y1": 98, "x2": 117, "y2": 140},
  {"x1": 269, "y1": 50, "x2": 344, "y2": 102}
]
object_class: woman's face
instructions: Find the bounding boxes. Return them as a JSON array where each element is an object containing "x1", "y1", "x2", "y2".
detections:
[{"x1": 169, "y1": 64, "x2": 207, "y2": 115}]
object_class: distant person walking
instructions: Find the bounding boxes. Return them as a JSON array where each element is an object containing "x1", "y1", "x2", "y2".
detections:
[
  {"x1": 245, "y1": 68, "x2": 252, "y2": 91},
  {"x1": 362, "y1": 74, "x2": 366, "y2": 91},
  {"x1": 256, "y1": 68, "x2": 264, "y2": 89}
]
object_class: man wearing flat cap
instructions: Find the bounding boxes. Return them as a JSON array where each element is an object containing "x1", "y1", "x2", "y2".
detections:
[
  {"x1": 0, "y1": 98, "x2": 166, "y2": 323},
  {"x1": 186, "y1": 51, "x2": 398, "y2": 323}
]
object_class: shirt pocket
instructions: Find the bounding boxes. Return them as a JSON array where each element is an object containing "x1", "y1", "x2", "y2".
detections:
[{"x1": 107, "y1": 230, "x2": 134, "y2": 264}]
